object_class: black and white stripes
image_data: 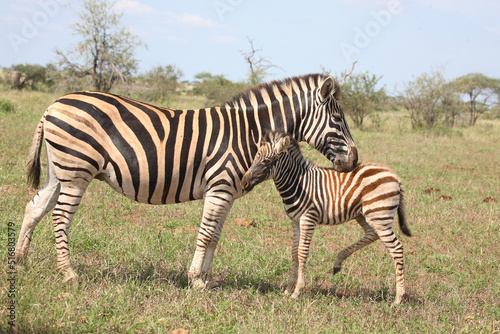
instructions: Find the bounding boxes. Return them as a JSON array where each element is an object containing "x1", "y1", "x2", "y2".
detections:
[
  {"x1": 16, "y1": 74, "x2": 358, "y2": 288},
  {"x1": 241, "y1": 131, "x2": 411, "y2": 304}
]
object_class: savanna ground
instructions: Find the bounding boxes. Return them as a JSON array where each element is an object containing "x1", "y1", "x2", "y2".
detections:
[{"x1": 0, "y1": 89, "x2": 499, "y2": 333}]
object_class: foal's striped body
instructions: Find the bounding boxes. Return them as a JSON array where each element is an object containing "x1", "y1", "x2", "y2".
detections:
[{"x1": 241, "y1": 131, "x2": 411, "y2": 304}]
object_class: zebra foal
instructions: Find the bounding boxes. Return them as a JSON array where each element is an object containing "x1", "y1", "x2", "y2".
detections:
[{"x1": 241, "y1": 131, "x2": 412, "y2": 304}]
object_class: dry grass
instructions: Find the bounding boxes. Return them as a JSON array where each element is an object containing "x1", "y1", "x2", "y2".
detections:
[{"x1": 0, "y1": 90, "x2": 499, "y2": 333}]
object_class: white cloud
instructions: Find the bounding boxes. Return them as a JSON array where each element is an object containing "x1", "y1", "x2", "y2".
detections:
[
  {"x1": 340, "y1": 0, "x2": 397, "y2": 10},
  {"x1": 9, "y1": 4, "x2": 36, "y2": 14},
  {"x1": 113, "y1": 0, "x2": 155, "y2": 14},
  {"x1": 164, "y1": 11, "x2": 226, "y2": 29},
  {"x1": 410, "y1": 0, "x2": 500, "y2": 19},
  {"x1": 208, "y1": 35, "x2": 238, "y2": 43},
  {"x1": 486, "y1": 26, "x2": 500, "y2": 36}
]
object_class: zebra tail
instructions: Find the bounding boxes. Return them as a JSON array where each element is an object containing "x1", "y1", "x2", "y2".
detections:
[
  {"x1": 397, "y1": 185, "x2": 412, "y2": 237},
  {"x1": 26, "y1": 113, "x2": 46, "y2": 189}
]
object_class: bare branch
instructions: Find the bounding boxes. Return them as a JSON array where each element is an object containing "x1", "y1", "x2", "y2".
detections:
[{"x1": 340, "y1": 61, "x2": 357, "y2": 87}]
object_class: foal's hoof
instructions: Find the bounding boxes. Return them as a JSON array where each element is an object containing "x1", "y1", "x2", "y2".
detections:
[
  {"x1": 391, "y1": 294, "x2": 405, "y2": 307},
  {"x1": 333, "y1": 267, "x2": 341, "y2": 275},
  {"x1": 190, "y1": 278, "x2": 220, "y2": 290},
  {"x1": 62, "y1": 270, "x2": 78, "y2": 282},
  {"x1": 61, "y1": 270, "x2": 79, "y2": 289}
]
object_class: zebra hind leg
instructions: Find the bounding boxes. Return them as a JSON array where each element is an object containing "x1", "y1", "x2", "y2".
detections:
[
  {"x1": 15, "y1": 174, "x2": 61, "y2": 263},
  {"x1": 366, "y1": 216, "x2": 406, "y2": 305},
  {"x1": 52, "y1": 180, "x2": 90, "y2": 283},
  {"x1": 333, "y1": 215, "x2": 378, "y2": 276}
]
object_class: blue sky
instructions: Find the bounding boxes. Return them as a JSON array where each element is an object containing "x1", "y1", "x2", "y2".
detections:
[{"x1": 1, "y1": 0, "x2": 499, "y2": 93}]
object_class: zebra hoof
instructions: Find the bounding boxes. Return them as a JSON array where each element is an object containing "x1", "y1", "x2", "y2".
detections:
[
  {"x1": 391, "y1": 293, "x2": 405, "y2": 306},
  {"x1": 61, "y1": 269, "x2": 78, "y2": 288},
  {"x1": 190, "y1": 278, "x2": 206, "y2": 290},
  {"x1": 14, "y1": 252, "x2": 26, "y2": 264},
  {"x1": 205, "y1": 279, "x2": 220, "y2": 289},
  {"x1": 333, "y1": 267, "x2": 341, "y2": 275}
]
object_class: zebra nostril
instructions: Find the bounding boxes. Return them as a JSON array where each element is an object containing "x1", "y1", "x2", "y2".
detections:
[{"x1": 241, "y1": 175, "x2": 251, "y2": 190}]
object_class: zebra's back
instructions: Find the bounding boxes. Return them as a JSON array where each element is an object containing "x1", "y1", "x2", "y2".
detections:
[
  {"x1": 293, "y1": 163, "x2": 402, "y2": 225},
  {"x1": 43, "y1": 91, "x2": 247, "y2": 204}
]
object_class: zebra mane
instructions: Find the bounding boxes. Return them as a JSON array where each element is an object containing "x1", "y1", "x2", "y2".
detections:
[
  {"x1": 224, "y1": 73, "x2": 330, "y2": 108},
  {"x1": 264, "y1": 131, "x2": 315, "y2": 170}
]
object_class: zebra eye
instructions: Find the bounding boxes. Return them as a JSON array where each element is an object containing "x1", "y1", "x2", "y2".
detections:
[
  {"x1": 262, "y1": 158, "x2": 272, "y2": 165},
  {"x1": 332, "y1": 113, "x2": 343, "y2": 121}
]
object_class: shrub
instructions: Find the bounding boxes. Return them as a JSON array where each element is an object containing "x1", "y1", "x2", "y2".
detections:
[{"x1": 0, "y1": 98, "x2": 15, "y2": 113}]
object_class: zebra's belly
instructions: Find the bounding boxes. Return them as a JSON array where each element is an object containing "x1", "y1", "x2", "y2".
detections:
[{"x1": 97, "y1": 170, "x2": 205, "y2": 205}]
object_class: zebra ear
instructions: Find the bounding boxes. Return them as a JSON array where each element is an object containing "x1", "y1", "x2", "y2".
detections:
[
  {"x1": 319, "y1": 77, "x2": 335, "y2": 101},
  {"x1": 276, "y1": 136, "x2": 291, "y2": 154}
]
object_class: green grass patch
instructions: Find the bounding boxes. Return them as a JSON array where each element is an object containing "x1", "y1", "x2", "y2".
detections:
[{"x1": 1, "y1": 88, "x2": 499, "y2": 333}]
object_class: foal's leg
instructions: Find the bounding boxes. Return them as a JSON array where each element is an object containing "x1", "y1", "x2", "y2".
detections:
[
  {"x1": 285, "y1": 220, "x2": 300, "y2": 295},
  {"x1": 333, "y1": 215, "x2": 378, "y2": 275},
  {"x1": 291, "y1": 215, "x2": 317, "y2": 299},
  {"x1": 368, "y1": 217, "x2": 406, "y2": 305}
]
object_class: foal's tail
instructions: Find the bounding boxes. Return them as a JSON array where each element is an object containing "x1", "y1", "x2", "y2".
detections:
[
  {"x1": 398, "y1": 185, "x2": 412, "y2": 237},
  {"x1": 27, "y1": 112, "x2": 47, "y2": 189}
]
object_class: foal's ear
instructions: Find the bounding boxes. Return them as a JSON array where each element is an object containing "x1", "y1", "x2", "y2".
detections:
[{"x1": 276, "y1": 136, "x2": 291, "y2": 154}]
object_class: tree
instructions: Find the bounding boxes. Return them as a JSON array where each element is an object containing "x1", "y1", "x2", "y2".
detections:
[
  {"x1": 192, "y1": 72, "x2": 246, "y2": 106},
  {"x1": 55, "y1": 0, "x2": 145, "y2": 92},
  {"x1": 9, "y1": 64, "x2": 47, "y2": 90},
  {"x1": 140, "y1": 65, "x2": 183, "y2": 100},
  {"x1": 240, "y1": 38, "x2": 280, "y2": 86},
  {"x1": 340, "y1": 71, "x2": 386, "y2": 128},
  {"x1": 402, "y1": 70, "x2": 447, "y2": 129},
  {"x1": 452, "y1": 73, "x2": 500, "y2": 126},
  {"x1": 441, "y1": 82, "x2": 466, "y2": 128}
]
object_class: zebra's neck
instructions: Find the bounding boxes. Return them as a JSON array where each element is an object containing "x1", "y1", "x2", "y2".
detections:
[
  {"x1": 271, "y1": 142, "x2": 314, "y2": 194},
  {"x1": 224, "y1": 74, "x2": 328, "y2": 144}
]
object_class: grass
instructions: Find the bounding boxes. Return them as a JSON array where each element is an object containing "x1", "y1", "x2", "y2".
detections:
[{"x1": 1, "y1": 89, "x2": 499, "y2": 333}]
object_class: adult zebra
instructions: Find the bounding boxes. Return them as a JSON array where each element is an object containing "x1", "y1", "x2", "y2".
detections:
[
  {"x1": 15, "y1": 74, "x2": 358, "y2": 288},
  {"x1": 241, "y1": 131, "x2": 411, "y2": 304}
]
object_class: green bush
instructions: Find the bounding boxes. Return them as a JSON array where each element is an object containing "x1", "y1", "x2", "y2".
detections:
[
  {"x1": 192, "y1": 72, "x2": 247, "y2": 106},
  {"x1": 0, "y1": 98, "x2": 15, "y2": 113}
]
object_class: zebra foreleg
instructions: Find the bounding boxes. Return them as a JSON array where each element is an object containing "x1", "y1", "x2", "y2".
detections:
[
  {"x1": 15, "y1": 175, "x2": 60, "y2": 263},
  {"x1": 201, "y1": 201, "x2": 233, "y2": 288},
  {"x1": 189, "y1": 192, "x2": 233, "y2": 289},
  {"x1": 290, "y1": 216, "x2": 316, "y2": 299},
  {"x1": 285, "y1": 220, "x2": 300, "y2": 295},
  {"x1": 333, "y1": 215, "x2": 378, "y2": 276}
]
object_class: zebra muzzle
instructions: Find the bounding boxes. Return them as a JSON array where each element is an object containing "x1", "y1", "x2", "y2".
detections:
[{"x1": 240, "y1": 175, "x2": 254, "y2": 192}]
